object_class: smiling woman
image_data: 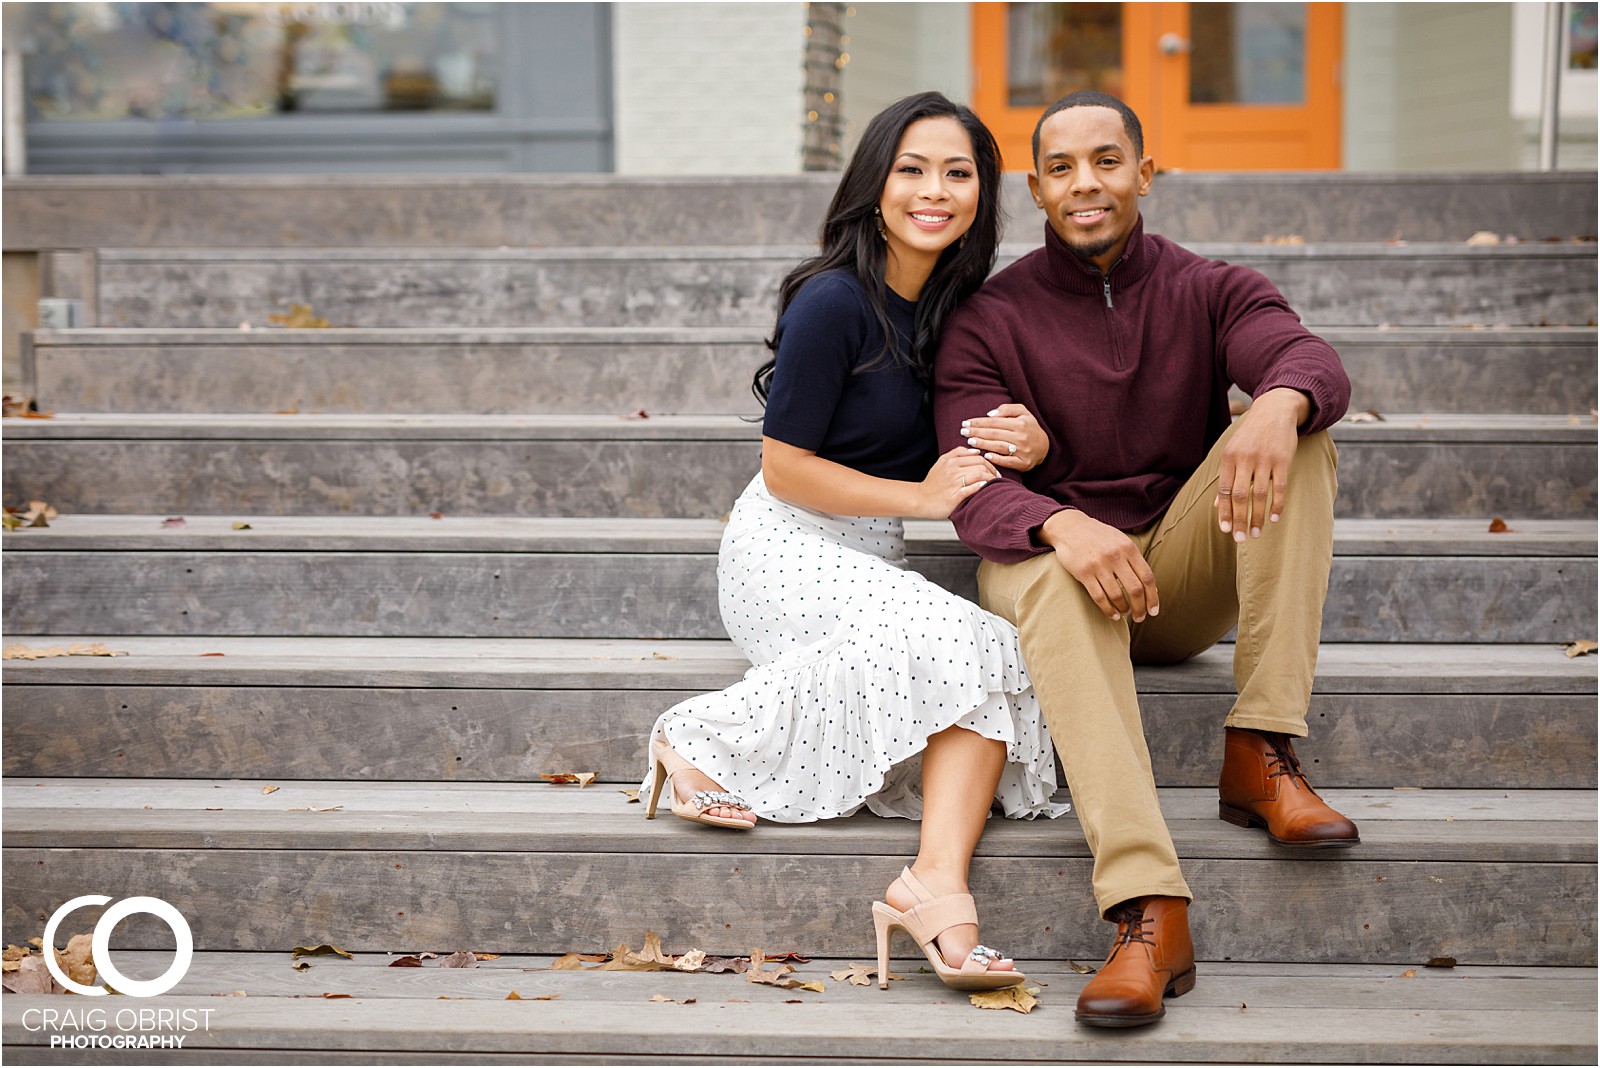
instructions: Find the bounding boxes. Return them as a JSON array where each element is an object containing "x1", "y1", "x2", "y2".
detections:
[{"x1": 639, "y1": 91, "x2": 1071, "y2": 996}]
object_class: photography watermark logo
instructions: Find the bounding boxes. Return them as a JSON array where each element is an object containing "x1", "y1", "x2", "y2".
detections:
[{"x1": 20, "y1": 895, "x2": 212, "y2": 1051}]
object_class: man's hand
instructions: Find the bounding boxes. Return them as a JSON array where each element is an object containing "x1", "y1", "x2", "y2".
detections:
[
  {"x1": 1039, "y1": 509, "x2": 1159, "y2": 623},
  {"x1": 1214, "y1": 387, "x2": 1311, "y2": 542}
]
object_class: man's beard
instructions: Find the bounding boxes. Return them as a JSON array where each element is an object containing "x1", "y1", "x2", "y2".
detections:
[{"x1": 1064, "y1": 232, "x2": 1118, "y2": 264}]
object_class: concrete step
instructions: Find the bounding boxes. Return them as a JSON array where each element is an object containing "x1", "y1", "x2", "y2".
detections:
[
  {"x1": 25, "y1": 326, "x2": 1598, "y2": 417},
  {"x1": 8, "y1": 171, "x2": 1596, "y2": 249},
  {"x1": 87, "y1": 243, "x2": 1598, "y2": 329},
  {"x1": 4, "y1": 961, "x2": 1594, "y2": 1065},
  {"x1": 4, "y1": 638, "x2": 1593, "y2": 789},
  {"x1": 1, "y1": 516, "x2": 1592, "y2": 643},
  {"x1": 3, "y1": 781, "x2": 1594, "y2": 967},
  {"x1": 5, "y1": 413, "x2": 1594, "y2": 520}
]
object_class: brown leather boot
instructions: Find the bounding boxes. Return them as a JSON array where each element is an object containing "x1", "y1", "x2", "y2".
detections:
[
  {"x1": 1218, "y1": 727, "x2": 1360, "y2": 847},
  {"x1": 1074, "y1": 896, "x2": 1195, "y2": 1027}
]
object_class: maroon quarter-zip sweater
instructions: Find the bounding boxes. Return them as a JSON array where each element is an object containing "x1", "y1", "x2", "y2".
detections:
[{"x1": 934, "y1": 218, "x2": 1350, "y2": 564}]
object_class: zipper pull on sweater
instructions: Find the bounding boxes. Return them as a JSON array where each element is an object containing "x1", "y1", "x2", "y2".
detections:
[{"x1": 1102, "y1": 276, "x2": 1113, "y2": 308}]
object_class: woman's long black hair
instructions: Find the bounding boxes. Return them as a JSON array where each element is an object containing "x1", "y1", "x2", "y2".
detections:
[{"x1": 751, "y1": 91, "x2": 1003, "y2": 405}]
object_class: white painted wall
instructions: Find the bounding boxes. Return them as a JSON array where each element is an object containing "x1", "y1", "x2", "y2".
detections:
[
  {"x1": 1342, "y1": 3, "x2": 1400, "y2": 171},
  {"x1": 612, "y1": 2, "x2": 807, "y2": 174},
  {"x1": 839, "y1": 4, "x2": 972, "y2": 158}
]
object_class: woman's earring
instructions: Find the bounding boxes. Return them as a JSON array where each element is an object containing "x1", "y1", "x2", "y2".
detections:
[{"x1": 874, "y1": 207, "x2": 888, "y2": 241}]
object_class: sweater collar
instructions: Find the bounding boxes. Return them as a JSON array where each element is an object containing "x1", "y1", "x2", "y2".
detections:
[{"x1": 1040, "y1": 214, "x2": 1152, "y2": 294}]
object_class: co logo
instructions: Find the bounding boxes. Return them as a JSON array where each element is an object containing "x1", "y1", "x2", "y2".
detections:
[{"x1": 42, "y1": 896, "x2": 194, "y2": 997}]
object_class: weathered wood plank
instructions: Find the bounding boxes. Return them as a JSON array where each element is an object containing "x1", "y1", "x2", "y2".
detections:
[
  {"x1": 86, "y1": 243, "x2": 1597, "y2": 328},
  {"x1": 30, "y1": 326, "x2": 1596, "y2": 416},
  {"x1": 4, "y1": 550, "x2": 1592, "y2": 642},
  {"x1": 4, "y1": 687, "x2": 1595, "y2": 789},
  {"x1": 4, "y1": 849, "x2": 1593, "y2": 964},
  {"x1": 4, "y1": 782, "x2": 1592, "y2": 861},
  {"x1": 8, "y1": 172, "x2": 1595, "y2": 249},
  {"x1": 5, "y1": 435, "x2": 1592, "y2": 519},
  {"x1": 4, "y1": 514, "x2": 1591, "y2": 557},
  {"x1": 5, "y1": 639, "x2": 1591, "y2": 695},
  {"x1": 1, "y1": 995, "x2": 1594, "y2": 1064},
  {"x1": 75, "y1": 951, "x2": 1600, "y2": 1012}
]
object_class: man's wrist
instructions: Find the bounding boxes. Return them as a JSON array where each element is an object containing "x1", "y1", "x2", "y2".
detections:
[{"x1": 1254, "y1": 387, "x2": 1312, "y2": 427}]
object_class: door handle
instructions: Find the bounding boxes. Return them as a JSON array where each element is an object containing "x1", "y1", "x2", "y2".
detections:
[{"x1": 1157, "y1": 33, "x2": 1191, "y2": 56}]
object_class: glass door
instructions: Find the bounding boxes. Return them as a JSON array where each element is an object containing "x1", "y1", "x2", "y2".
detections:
[{"x1": 973, "y1": 3, "x2": 1341, "y2": 171}]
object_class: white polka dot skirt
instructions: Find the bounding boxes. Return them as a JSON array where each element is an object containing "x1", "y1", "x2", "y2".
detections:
[{"x1": 641, "y1": 473, "x2": 1069, "y2": 823}]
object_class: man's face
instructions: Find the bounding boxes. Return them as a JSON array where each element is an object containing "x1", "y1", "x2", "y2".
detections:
[{"x1": 1028, "y1": 106, "x2": 1154, "y2": 274}]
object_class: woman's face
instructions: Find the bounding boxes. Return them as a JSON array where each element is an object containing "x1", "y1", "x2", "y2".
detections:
[{"x1": 877, "y1": 116, "x2": 981, "y2": 281}]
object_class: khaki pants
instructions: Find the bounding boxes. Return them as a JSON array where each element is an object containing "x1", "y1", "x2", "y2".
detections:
[{"x1": 978, "y1": 423, "x2": 1338, "y2": 915}]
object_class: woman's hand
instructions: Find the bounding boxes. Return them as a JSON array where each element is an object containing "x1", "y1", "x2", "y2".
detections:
[
  {"x1": 916, "y1": 447, "x2": 999, "y2": 519},
  {"x1": 958, "y1": 403, "x2": 1050, "y2": 472}
]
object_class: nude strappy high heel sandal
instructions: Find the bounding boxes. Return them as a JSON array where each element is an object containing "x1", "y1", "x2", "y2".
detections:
[
  {"x1": 644, "y1": 737, "x2": 756, "y2": 830},
  {"x1": 871, "y1": 866, "x2": 1025, "y2": 990}
]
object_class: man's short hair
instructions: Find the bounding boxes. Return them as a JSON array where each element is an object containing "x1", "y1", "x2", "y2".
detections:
[{"x1": 1032, "y1": 91, "x2": 1145, "y2": 166}]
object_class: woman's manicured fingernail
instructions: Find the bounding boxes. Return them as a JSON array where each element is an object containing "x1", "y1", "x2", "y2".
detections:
[
  {"x1": 987, "y1": 409, "x2": 999, "y2": 417},
  {"x1": 1219, "y1": 520, "x2": 1232, "y2": 532},
  {"x1": 1149, "y1": 605, "x2": 1159, "y2": 616}
]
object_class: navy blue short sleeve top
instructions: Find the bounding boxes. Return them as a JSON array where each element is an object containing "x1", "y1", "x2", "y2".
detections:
[{"x1": 761, "y1": 270, "x2": 937, "y2": 482}]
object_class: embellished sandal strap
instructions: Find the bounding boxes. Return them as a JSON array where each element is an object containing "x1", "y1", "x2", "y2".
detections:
[{"x1": 691, "y1": 789, "x2": 749, "y2": 812}]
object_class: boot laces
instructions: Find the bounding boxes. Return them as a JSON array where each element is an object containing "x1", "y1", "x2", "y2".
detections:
[
  {"x1": 1265, "y1": 735, "x2": 1309, "y2": 784},
  {"x1": 1108, "y1": 902, "x2": 1156, "y2": 949}
]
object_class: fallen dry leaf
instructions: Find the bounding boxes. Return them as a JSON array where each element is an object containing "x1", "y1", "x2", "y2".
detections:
[
  {"x1": 285, "y1": 805, "x2": 343, "y2": 812},
  {"x1": 1563, "y1": 640, "x2": 1597, "y2": 658},
  {"x1": 274, "y1": 406, "x2": 300, "y2": 415},
  {"x1": 3, "y1": 643, "x2": 127, "y2": 661},
  {"x1": 506, "y1": 990, "x2": 524, "y2": 999},
  {"x1": 744, "y1": 947, "x2": 795, "y2": 986},
  {"x1": 763, "y1": 952, "x2": 812, "y2": 964},
  {"x1": 1261, "y1": 233, "x2": 1305, "y2": 245},
  {"x1": 648, "y1": 994, "x2": 674, "y2": 1002},
  {"x1": 200, "y1": 652, "x2": 226, "y2": 657},
  {"x1": 673, "y1": 949, "x2": 707, "y2": 973},
  {"x1": 1344, "y1": 410, "x2": 1385, "y2": 423},
  {"x1": 322, "y1": 993, "x2": 352, "y2": 999},
  {"x1": 789, "y1": 980, "x2": 825, "y2": 993},
  {"x1": 1487, "y1": 517, "x2": 1514, "y2": 533},
  {"x1": 651, "y1": 652, "x2": 676, "y2": 660},
  {"x1": 232, "y1": 521, "x2": 253, "y2": 530},
  {"x1": 162, "y1": 516, "x2": 186, "y2": 528},
  {"x1": 831, "y1": 963, "x2": 874, "y2": 986},
  {"x1": 598, "y1": 942, "x2": 672, "y2": 973},
  {"x1": 3, "y1": 394, "x2": 53, "y2": 418},
  {"x1": 387, "y1": 956, "x2": 424, "y2": 968},
  {"x1": 620, "y1": 409, "x2": 650, "y2": 420},
  {"x1": 292, "y1": 944, "x2": 354, "y2": 960},
  {"x1": 57, "y1": 935, "x2": 95, "y2": 989},
  {"x1": 438, "y1": 951, "x2": 478, "y2": 969},
  {"x1": 970, "y1": 986, "x2": 1038, "y2": 1013},
  {"x1": 292, "y1": 961, "x2": 313, "y2": 971},
  {"x1": 546, "y1": 953, "x2": 605, "y2": 971},
  {"x1": 699, "y1": 956, "x2": 748, "y2": 974},
  {"x1": 629, "y1": 932, "x2": 674, "y2": 967},
  {"x1": 3, "y1": 945, "x2": 29, "y2": 962},
  {"x1": 1, "y1": 956, "x2": 62, "y2": 994},
  {"x1": 475, "y1": 953, "x2": 503, "y2": 962},
  {"x1": 1399, "y1": 969, "x2": 1418, "y2": 979},
  {"x1": 268, "y1": 304, "x2": 332, "y2": 329},
  {"x1": 619, "y1": 788, "x2": 641, "y2": 803},
  {"x1": 541, "y1": 772, "x2": 599, "y2": 788},
  {"x1": 1068, "y1": 960, "x2": 1096, "y2": 974},
  {"x1": 429, "y1": 512, "x2": 445, "y2": 520},
  {"x1": 262, "y1": 785, "x2": 280, "y2": 795},
  {"x1": 1425, "y1": 957, "x2": 1457, "y2": 968},
  {"x1": 1465, "y1": 230, "x2": 1502, "y2": 246}
]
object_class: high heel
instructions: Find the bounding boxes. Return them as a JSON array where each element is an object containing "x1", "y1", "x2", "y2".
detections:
[
  {"x1": 870, "y1": 867, "x2": 1025, "y2": 991},
  {"x1": 644, "y1": 737, "x2": 756, "y2": 830}
]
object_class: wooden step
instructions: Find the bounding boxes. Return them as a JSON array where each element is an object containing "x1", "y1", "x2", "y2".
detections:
[
  {"x1": 86, "y1": 242, "x2": 1597, "y2": 329},
  {"x1": 2, "y1": 517, "x2": 1592, "y2": 643},
  {"x1": 26, "y1": 326, "x2": 1597, "y2": 417},
  {"x1": 5, "y1": 414, "x2": 1594, "y2": 520},
  {"x1": 2, "y1": 958, "x2": 1595, "y2": 1064},
  {"x1": 3, "y1": 782, "x2": 1594, "y2": 967},
  {"x1": 5, "y1": 639, "x2": 1593, "y2": 788},
  {"x1": 9, "y1": 171, "x2": 1596, "y2": 249}
]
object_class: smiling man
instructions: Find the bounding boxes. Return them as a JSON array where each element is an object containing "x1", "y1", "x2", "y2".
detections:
[{"x1": 934, "y1": 91, "x2": 1358, "y2": 1028}]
